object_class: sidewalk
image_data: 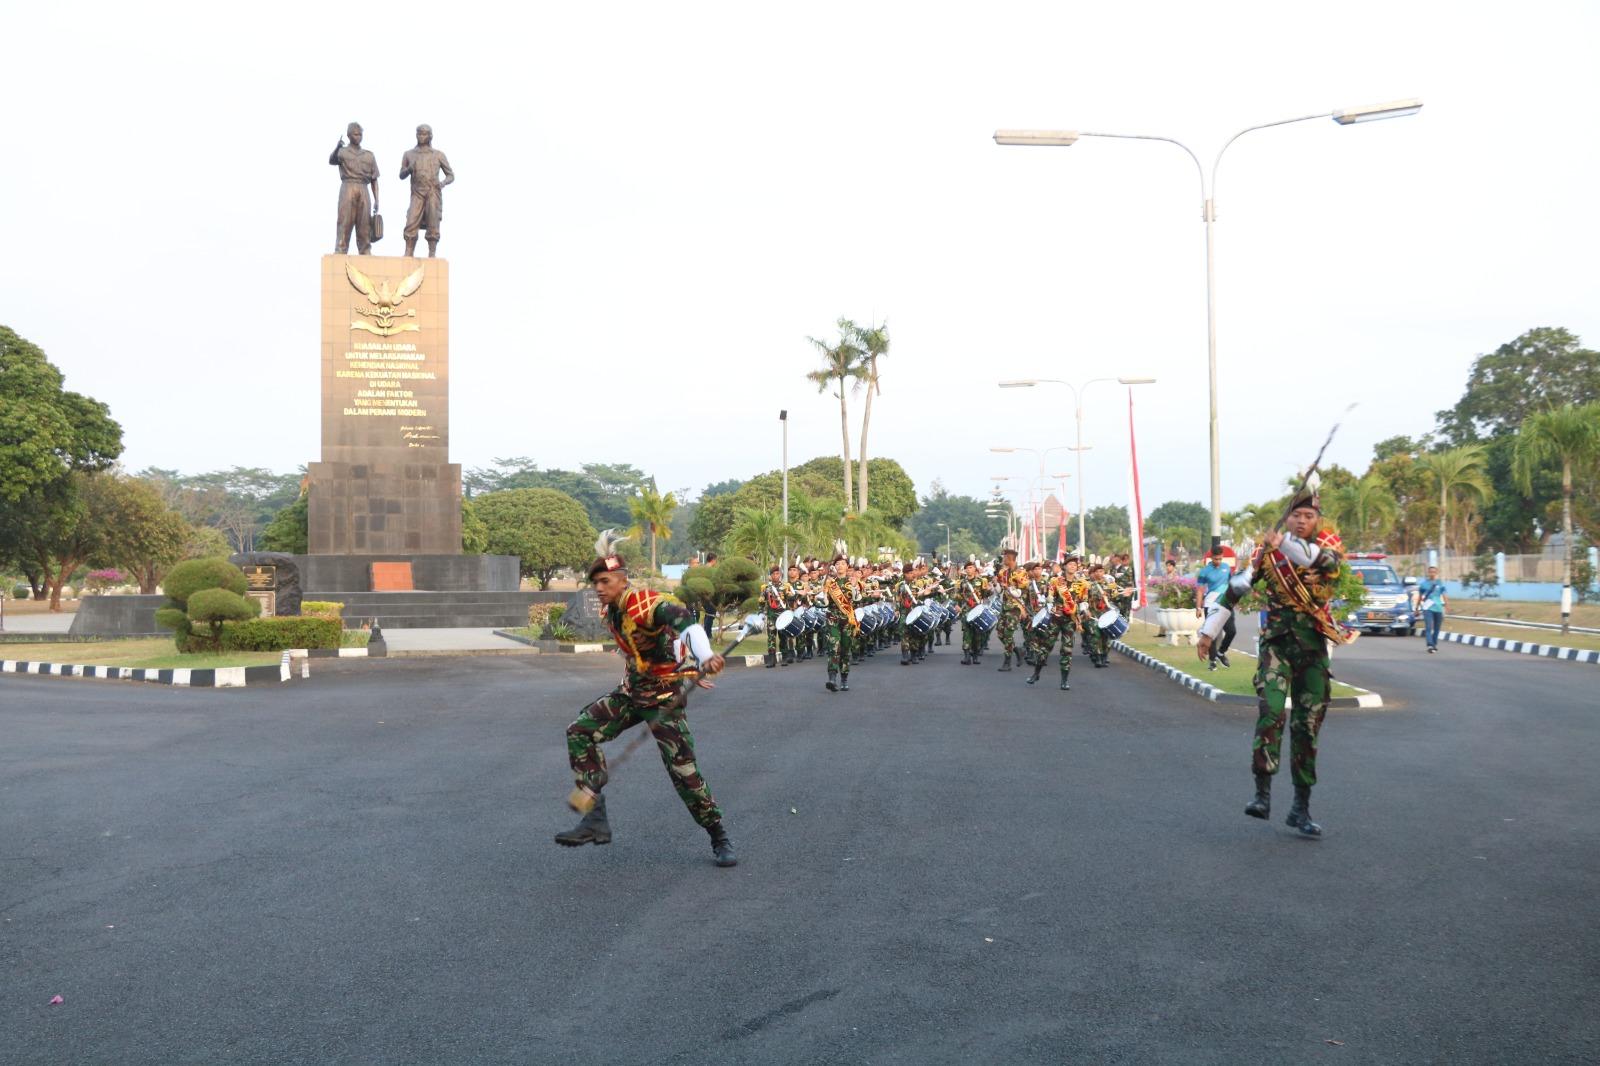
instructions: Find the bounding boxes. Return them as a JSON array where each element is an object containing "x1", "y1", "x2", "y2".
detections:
[
  {"x1": 0, "y1": 612, "x2": 75, "y2": 635},
  {"x1": 379, "y1": 628, "x2": 536, "y2": 655}
]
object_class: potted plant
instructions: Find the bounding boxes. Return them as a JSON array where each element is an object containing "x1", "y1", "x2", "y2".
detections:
[{"x1": 1148, "y1": 575, "x2": 1203, "y2": 645}]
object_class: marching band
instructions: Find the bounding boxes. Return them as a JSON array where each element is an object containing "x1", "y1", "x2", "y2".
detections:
[{"x1": 752, "y1": 549, "x2": 1133, "y2": 694}]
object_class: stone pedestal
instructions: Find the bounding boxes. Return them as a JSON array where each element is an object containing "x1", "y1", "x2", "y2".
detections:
[{"x1": 308, "y1": 255, "x2": 460, "y2": 554}]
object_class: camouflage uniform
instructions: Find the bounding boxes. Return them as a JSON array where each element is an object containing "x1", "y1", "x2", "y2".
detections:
[
  {"x1": 995, "y1": 565, "x2": 1024, "y2": 667},
  {"x1": 1028, "y1": 577, "x2": 1079, "y2": 682},
  {"x1": 897, "y1": 576, "x2": 926, "y2": 662},
  {"x1": 762, "y1": 578, "x2": 787, "y2": 664},
  {"x1": 823, "y1": 574, "x2": 858, "y2": 682},
  {"x1": 958, "y1": 573, "x2": 990, "y2": 660},
  {"x1": 1217, "y1": 529, "x2": 1349, "y2": 789},
  {"x1": 565, "y1": 588, "x2": 723, "y2": 829}
]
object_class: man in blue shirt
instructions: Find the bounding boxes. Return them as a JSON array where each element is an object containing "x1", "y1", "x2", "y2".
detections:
[
  {"x1": 1415, "y1": 565, "x2": 1448, "y2": 653},
  {"x1": 1194, "y1": 549, "x2": 1236, "y2": 670}
]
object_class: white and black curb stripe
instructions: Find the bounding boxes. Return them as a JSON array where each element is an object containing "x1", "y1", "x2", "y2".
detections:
[
  {"x1": 1440, "y1": 630, "x2": 1600, "y2": 664},
  {"x1": 1110, "y1": 640, "x2": 1383, "y2": 709},
  {"x1": 2, "y1": 653, "x2": 295, "y2": 688}
]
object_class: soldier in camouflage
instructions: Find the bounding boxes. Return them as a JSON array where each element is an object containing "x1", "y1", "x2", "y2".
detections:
[
  {"x1": 1200, "y1": 485, "x2": 1356, "y2": 838},
  {"x1": 555, "y1": 532, "x2": 736, "y2": 867},
  {"x1": 994, "y1": 548, "x2": 1024, "y2": 671},
  {"x1": 822, "y1": 555, "x2": 859, "y2": 692}
]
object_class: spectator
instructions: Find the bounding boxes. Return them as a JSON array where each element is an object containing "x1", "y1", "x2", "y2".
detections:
[
  {"x1": 1194, "y1": 548, "x2": 1236, "y2": 670},
  {"x1": 1164, "y1": 558, "x2": 1179, "y2": 580},
  {"x1": 1416, "y1": 565, "x2": 1448, "y2": 653}
]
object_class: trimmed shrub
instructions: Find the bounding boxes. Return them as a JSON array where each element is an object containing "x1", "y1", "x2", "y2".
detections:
[
  {"x1": 549, "y1": 603, "x2": 567, "y2": 624},
  {"x1": 154, "y1": 607, "x2": 192, "y2": 638},
  {"x1": 301, "y1": 600, "x2": 344, "y2": 620},
  {"x1": 187, "y1": 588, "x2": 261, "y2": 650},
  {"x1": 11, "y1": 585, "x2": 29, "y2": 601},
  {"x1": 218, "y1": 616, "x2": 342, "y2": 652},
  {"x1": 164, "y1": 558, "x2": 248, "y2": 604}
]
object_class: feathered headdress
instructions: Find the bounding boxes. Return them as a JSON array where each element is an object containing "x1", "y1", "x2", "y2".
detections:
[
  {"x1": 588, "y1": 528, "x2": 630, "y2": 579},
  {"x1": 1288, "y1": 469, "x2": 1323, "y2": 514}
]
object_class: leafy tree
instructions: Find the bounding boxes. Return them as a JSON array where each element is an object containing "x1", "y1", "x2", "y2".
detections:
[
  {"x1": 155, "y1": 558, "x2": 251, "y2": 650},
  {"x1": 687, "y1": 456, "x2": 918, "y2": 555},
  {"x1": 186, "y1": 587, "x2": 261, "y2": 649},
  {"x1": 1082, "y1": 505, "x2": 1130, "y2": 553},
  {"x1": 185, "y1": 525, "x2": 233, "y2": 560},
  {"x1": 908, "y1": 482, "x2": 1006, "y2": 556},
  {"x1": 0, "y1": 326, "x2": 123, "y2": 504},
  {"x1": 1513, "y1": 403, "x2": 1600, "y2": 631},
  {"x1": 628, "y1": 485, "x2": 678, "y2": 573},
  {"x1": 701, "y1": 478, "x2": 744, "y2": 498},
  {"x1": 1420, "y1": 446, "x2": 1493, "y2": 561},
  {"x1": 851, "y1": 319, "x2": 890, "y2": 513},
  {"x1": 805, "y1": 319, "x2": 866, "y2": 511},
  {"x1": 258, "y1": 493, "x2": 309, "y2": 554},
  {"x1": 137, "y1": 466, "x2": 305, "y2": 553},
  {"x1": 461, "y1": 498, "x2": 489, "y2": 554},
  {"x1": 1437, "y1": 327, "x2": 1600, "y2": 444},
  {"x1": 95, "y1": 475, "x2": 197, "y2": 593},
  {"x1": 474, "y1": 487, "x2": 597, "y2": 589},
  {"x1": 1145, "y1": 500, "x2": 1210, "y2": 535},
  {"x1": 462, "y1": 458, "x2": 650, "y2": 530},
  {"x1": 1, "y1": 472, "x2": 122, "y2": 610}
]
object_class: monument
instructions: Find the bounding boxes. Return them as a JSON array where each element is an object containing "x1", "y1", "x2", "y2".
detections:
[
  {"x1": 399, "y1": 124, "x2": 454, "y2": 259},
  {"x1": 306, "y1": 255, "x2": 461, "y2": 556}
]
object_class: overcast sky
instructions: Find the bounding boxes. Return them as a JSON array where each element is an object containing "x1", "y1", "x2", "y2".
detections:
[{"x1": 5, "y1": 2, "x2": 1597, "y2": 519}]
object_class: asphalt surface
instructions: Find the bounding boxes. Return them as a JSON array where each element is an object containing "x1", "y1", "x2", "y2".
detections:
[{"x1": 3, "y1": 630, "x2": 1597, "y2": 1064}]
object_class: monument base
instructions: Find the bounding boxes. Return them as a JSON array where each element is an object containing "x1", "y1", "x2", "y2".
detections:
[
  {"x1": 291, "y1": 553, "x2": 520, "y2": 593},
  {"x1": 307, "y1": 461, "x2": 463, "y2": 554}
]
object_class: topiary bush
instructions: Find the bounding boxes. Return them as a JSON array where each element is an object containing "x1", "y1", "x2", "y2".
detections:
[
  {"x1": 11, "y1": 585, "x2": 29, "y2": 601},
  {"x1": 164, "y1": 558, "x2": 249, "y2": 603},
  {"x1": 301, "y1": 600, "x2": 344, "y2": 620},
  {"x1": 187, "y1": 587, "x2": 261, "y2": 650},
  {"x1": 155, "y1": 558, "x2": 251, "y2": 651},
  {"x1": 218, "y1": 616, "x2": 341, "y2": 652}
]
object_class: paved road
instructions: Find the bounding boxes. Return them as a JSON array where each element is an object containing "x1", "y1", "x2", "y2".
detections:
[{"x1": 3, "y1": 633, "x2": 1597, "y2": 1064}]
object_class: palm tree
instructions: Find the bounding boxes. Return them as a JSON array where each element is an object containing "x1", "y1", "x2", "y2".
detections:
[
  {"x1": 1325, "y1": 472, "x2": 1397, "y2": 548},
  {"x1": 852, "y1": 320, "x2": 890, "y2": 514},
  {"x1": 627, "y1": 484, "x2": 678, "y2": 574},
  {"x1": 1513, "y1": 402, "x2": 1600, "y2": 633},
  {"x1": 726, "y1": 507, "x2": 791, "y2": 572},
  {"x1": 806, "y1": 320, "x2": 865, "y2": 511},
  {"x1": 1419, "y1": 446, "x2": 1493, "y2": 566}
]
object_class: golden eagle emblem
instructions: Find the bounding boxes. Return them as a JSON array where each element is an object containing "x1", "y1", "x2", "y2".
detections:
[{"x1": 346, "y1": 261, "x2": 425, "y2": 336}]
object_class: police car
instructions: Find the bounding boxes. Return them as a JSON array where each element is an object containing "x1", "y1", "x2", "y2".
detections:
[{"x1": 1344, "y1": 552, "x2": 1419, "y2": 636}]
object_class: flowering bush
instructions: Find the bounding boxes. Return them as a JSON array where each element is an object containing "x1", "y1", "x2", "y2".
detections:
[
  {"x1": 85, "y1": 568, "x2": 125, "y2": 592},
  {"x1": 1147, "y1": 575, "x2": 1200, "y2": 610}
]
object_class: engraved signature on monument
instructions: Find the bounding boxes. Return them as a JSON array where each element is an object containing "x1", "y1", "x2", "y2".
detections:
[
  {"x1": 347, "y1": 261, "x2": 425, "y2": 337},
  {"x1": 401, "y1": 424, "x2": 441, "y2": 448}
]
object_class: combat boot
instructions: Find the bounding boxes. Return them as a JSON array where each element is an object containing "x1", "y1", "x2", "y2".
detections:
[
  {"x1": 554, "y1": 794, "x2": 611, "y2": 847},
  {"x1": 839, "y1": 672, "x2": 850, "y2": 692},
  {"x1": 764, "y1": 652, "x2": 777, "y2": 669},
  {"x1": 1244, "y1": 773, "x2": 1271, "y2": 819},
  {"x1": 826, "y1": 669, "x2": 838, "y2": 692},
  {"x1": 999, "y1": 648, "x2": 1013, "y2": 672},
  {"x1": 1059, "y1": 670, "x2": 1071, "y2": 691},
  {"x1": 708, "y1": 824, "x2": 738, "y2": 867},
  {"x1": 1285, "y1": 785, "x2": 1321, "y2": 837},
  {"x1": 960, "y1": 650, "x2": 972, "y2": 665},
  {"x1": 901, "y1": 649, "x2": 913, "y2": 666},
  {"x1": 1026, "y1": 662, "x2": 1044, "y2": 685}
]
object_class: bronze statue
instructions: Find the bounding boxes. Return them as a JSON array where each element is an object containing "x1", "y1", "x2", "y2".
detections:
[
  {"x1": 399, "y1": 125, "x2": 455, "y2": 258},
  {"x1": 329, "y1": 122, "x2": 380, "y2": 255}
]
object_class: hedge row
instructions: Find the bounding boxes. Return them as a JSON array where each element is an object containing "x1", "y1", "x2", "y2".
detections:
[{"x1": 217, "y1": 616, "x2": 342, "y2": 651}]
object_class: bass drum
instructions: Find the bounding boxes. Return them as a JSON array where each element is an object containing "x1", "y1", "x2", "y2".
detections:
[
  {"x1": 1096, "y1": 608, "x2": 1129, "y2": 640},
  {"x1": 904, "y1": 604, "x2": 937, "y2": 636}
]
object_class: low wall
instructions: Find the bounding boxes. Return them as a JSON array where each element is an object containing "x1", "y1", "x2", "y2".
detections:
[{"x1": 68, "y1": 595, "x2": 167, "y2": 637}]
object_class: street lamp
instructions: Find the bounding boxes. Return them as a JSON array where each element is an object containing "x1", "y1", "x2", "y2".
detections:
[
  {"x1": 996, "y1": 376, "x2": 1155, "y2": 554},
  {"x1": 935, "y1": 521, "x2": 951, "y2": 561},
  {"x1": 779, "y1": 409, "x2": 788, "y2": 568},
  {"x1": 994, "y1": 98, "x2": 1421, "y2": 548}
]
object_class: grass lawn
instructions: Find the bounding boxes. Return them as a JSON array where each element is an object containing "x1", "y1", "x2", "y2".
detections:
[
  {"x1": 1438, "y1": 618, "x2": 1600, "y2": 653},
  {"x1": 341, "y1": 629, "x2": 371, "y2": 648},
  {"x1": 1, "y1": 637, "x2": 282, "y2": 670},
  {"x1": 1118, "y1": 621, "x2": 1364, "y2": 700},
  {"x1": 1448, "y1": 599, "x2": 1600, "y2": 628}
]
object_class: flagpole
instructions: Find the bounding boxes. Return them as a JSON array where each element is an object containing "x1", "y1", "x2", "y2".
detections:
[{"x1": 1127, "y1": 387, "x2": 1148, "y2": 611}]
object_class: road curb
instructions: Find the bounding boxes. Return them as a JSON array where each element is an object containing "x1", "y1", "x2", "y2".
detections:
[
  {"x1": 1110, "y1": 640, "x2": 1384, "y2": 708},
  {"x1": 1440, "y1": 630, "x2": 1600, "y2": 664},
  {"x1": 1, "y1": 650, "x2": 299, "y2": 688}
]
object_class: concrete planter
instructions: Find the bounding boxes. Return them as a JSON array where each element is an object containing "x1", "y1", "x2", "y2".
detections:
[{"x1": 1156, "y1": 607, "x2": 1201, "y2": 646}]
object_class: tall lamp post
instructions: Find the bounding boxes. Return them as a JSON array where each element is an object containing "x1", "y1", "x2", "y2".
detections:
[
  {"x1": 935, "y1": 521, "x2": 951, "y2": 562},
  {"x1": 995, "y1": 98, "x2": 1422, "y2": 549},
  {"x1": 997, "y1": 376, "x2": 1155, "y2": 554},
  {"x1": 779, "y1": 409, "x2": 789, "y2": 568}
]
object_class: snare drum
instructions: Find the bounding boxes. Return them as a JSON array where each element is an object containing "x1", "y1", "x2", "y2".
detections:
[
  {"x1": 964, "y1": 601, "x2": 998, "y2": 633},
  {"x1": 1096, "y1": 608, "x2": 1129, "y2": 640},
  {"x1": 905, "y1": 604, "x2": 937, "y2": 635},
  {"x1": 776, "y1": 609, "x2": 805, "y2": 637},
  {"x1": 1030, "y1": 606, "x2": 1052, "y2": 630}
]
